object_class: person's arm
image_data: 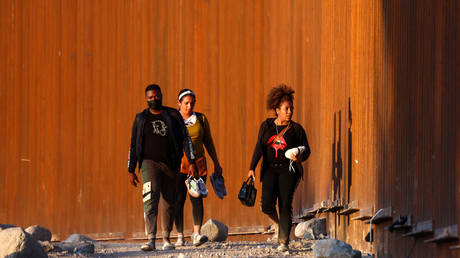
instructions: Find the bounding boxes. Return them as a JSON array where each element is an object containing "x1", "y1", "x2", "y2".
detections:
[
  {"x1": 298, "y1": 125, "x2": 311, "y2": 162},
  {"x1": 128, "y1": 116, "x2": 138, "y2": 173},
  {"x1": 180, "y1": 118, "x2": 196, "y2": 164},
  {"x1": 173, "y1": 110, "x2": 198, "y2": 176},
  {"x1": 128, "y1": 115, "x2": 140, "y2": 186},
  {"x1": 248, "y1": 121, "x2": 266, "y2": 179},
  {"x1": 202, "y1": 115, "x2": 222, "y2": 174}
]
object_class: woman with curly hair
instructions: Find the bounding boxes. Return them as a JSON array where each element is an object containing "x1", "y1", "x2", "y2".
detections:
[{"x1": 248, "y1": 84, "x2": 311, "y2": 252}]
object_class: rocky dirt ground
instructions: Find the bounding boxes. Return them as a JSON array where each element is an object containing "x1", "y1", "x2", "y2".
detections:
[{"x1": 48, "y1": 238, "x2": 315, "y2": 257}]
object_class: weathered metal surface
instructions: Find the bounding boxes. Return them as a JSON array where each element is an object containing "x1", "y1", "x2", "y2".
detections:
[{"x1": 0, "y1": 0, "x2": 457, "y2": 257}]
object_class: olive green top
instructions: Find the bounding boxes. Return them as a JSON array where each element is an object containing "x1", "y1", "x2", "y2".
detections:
[{"x1": 186, "y1": 113, "x2": 217, "y2": 160}]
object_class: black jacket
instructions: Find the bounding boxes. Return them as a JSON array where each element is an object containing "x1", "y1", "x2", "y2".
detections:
[
  {"x1": 128, "y1": 107, "x2": 195, "y2": 173},
  {"x1": 250, "y1": 118, "x2": 311, "y2": 181}
]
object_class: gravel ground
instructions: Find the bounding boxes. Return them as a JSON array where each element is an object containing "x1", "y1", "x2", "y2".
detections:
[{"x1": 48, "y1": 239, "x2": 315, "y2": 257}]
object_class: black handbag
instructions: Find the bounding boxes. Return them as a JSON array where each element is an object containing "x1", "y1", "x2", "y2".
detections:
[{"x1": 238, "y1": 177, "x2": 257, "y2": 207}]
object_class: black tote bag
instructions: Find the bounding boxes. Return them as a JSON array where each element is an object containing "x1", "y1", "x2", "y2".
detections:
[{"x1": 238, "y1": 177, "x2": 257, "y2": 207}]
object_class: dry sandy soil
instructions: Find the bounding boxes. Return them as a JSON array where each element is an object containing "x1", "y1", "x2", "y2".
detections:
[{"x1": 48, "y1": 238, "x2": 315, "y2": 257}]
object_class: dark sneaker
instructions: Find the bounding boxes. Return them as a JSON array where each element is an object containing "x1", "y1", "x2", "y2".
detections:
[{"x1": 197, "y1": 178, "x2": 208, "y2": 197}]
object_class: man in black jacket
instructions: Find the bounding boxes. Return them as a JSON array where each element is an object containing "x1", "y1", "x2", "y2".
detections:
[{"x1": 128, "y1": 84, "x2": 197, "y2": 251}]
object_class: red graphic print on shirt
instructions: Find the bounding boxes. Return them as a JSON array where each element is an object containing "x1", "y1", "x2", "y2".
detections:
[{"x1": 267, "y1": 135, "x2": 287, "y2": 158}]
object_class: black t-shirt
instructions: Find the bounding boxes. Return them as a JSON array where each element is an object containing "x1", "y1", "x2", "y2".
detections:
[
  {"x1": 265, "y1": 124, "x2": 297, "y2": 166},
  {"x1": 142, "y1": 112, "x2": 171, "y2": 166}
]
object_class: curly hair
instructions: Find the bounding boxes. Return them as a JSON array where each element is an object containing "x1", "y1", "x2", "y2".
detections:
[{"x1": 266, "y1": 84, "x2": 295, "y2": 111}]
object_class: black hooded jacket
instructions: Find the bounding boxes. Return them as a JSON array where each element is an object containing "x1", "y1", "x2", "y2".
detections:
[{"x1": 128, "y1": 107, "x2": 195, "y2": 173}]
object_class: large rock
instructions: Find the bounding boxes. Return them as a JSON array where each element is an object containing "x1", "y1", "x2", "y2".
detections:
[
  {"x1": 25, "y1": 225, "x2": 52, "y2": 241},
  {"x1": 295, "y1": 218, "x2": 327, "y2": 239},
  {"x1": 313, "y1": 239, "x2": 361, "y2": 258},
  {"x1": 64, "y1": 233, "x2": 95, "y2": 243},
  {"x1": 0, "y1": 227, "x2": 47, "y2": 258},
  {"x1": 200, "y1": 219, "x2": 228, "y2": 242}
]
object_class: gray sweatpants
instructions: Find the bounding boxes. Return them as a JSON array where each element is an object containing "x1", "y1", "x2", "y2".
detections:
[{"x1": 141, "y1": 160, "x2": 176, "y2": 240}]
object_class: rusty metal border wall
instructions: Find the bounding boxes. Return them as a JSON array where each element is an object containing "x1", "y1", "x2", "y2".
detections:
[{"x1": 1, "y1": 1, "x2": 458, "y2": 257}]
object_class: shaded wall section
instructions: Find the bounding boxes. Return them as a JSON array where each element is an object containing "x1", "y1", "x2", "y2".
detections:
[
  {"x1": 0, "y1": 0, "x2": 458, "y2": 257},
  {"x1": 374, "y1": 0, "x2": 459, "y2": 257}
]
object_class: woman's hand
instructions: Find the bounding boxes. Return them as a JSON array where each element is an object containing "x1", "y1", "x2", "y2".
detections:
[
  {"x1": 189, "y1": 163, "x2": 199, "y2": 177},
  {"x1": 248, "y1": 170, "x2": 255, "y2": 180},
  {"x1": 290, "y1": 153, "x2": 298, "y2": 162}
]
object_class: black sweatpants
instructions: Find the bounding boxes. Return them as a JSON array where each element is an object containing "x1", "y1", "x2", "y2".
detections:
[
  {"x1": 261, "y1": 167, "x2": 300, "y2": 244},
  {"x1": 174, "y1": 173, "x2": 207, "y2": 233},
  {"x1": 141, "y1": 160, "x2": 176, "y2": 240}
]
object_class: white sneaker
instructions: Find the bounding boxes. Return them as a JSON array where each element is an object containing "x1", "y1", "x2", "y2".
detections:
[
  {"x1": 186, "y1": 176, "x2": 201, "y2": 198},
  {"x1": 277, "y1": 243, "x2": 289, "y2": 252},
  {"x1": 266, "y1": 224, "x2": 279, "y2": 242},
  {"x1": 162, "y1": 241, "x2": 175, "y2": 250},
  {"x1": 175, "y1": 235, "x2": 185, "y2": 247},
  {"x1": 140, "y1": 240, "x2": 155, "y2": 251},
  {"x1": 192, "y1": 233, "x2": 208, "y2": 247}
]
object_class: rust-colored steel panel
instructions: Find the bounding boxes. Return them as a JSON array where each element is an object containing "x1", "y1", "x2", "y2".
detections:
[{"x1": 0, "y1": 0, "x2": 458, "y2": 257}]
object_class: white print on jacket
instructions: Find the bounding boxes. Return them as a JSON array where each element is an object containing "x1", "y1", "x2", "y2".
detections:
[{"x1": 152, "y1": 120, "x2": 167, "y2": 136}]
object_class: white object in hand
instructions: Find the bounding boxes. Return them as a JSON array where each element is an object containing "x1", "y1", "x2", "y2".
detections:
[
  {"x1": 285, "y1": 146, "x2": 306, "y2": 173},
  {"x1": 285, "y1": 146, "x2": 306, "y2": 160}
]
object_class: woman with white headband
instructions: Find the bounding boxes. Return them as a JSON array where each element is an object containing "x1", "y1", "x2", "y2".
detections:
[{"x1": 174, "y1": 89, "x2": 222, "y2": 247}]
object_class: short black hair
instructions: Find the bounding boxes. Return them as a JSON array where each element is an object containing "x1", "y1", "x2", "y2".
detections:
[{"x1": 145, "y1": 84, "x2": 161, "y2": 94}]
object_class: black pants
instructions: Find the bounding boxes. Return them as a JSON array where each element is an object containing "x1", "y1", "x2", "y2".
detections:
[
  {"x1": 174, "y1": 173, "x2": 207, "y2": 233},
  {"x1": 261, "y1": 167, "x2": 300, "y2": 244},
  {"x1": 141, "y1": 160, "x2": 176, "y2": 240}
]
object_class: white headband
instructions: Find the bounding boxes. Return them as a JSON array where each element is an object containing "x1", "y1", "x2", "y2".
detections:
[{"x1": 178, "y1": 90, "x2": 195, "y2": 101}]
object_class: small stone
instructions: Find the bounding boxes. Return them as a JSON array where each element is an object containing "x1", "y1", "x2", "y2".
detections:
[
  {"x1": 200, "y1": 219, "x2": 228, "y2": 242},
  {"x1": 313, "y1": 239, "x2": 360, "y2": 258},
  {"x1": 304, "y1": 230, "x2": 315, "y2": 240},
  {"x1": 295, "y1": 218, "x2": 327, "y2": 239},
  {"x1": 64, "y1": 233, "x2": 95, "y2": 243},
  {"x1": 25, "y1": 225, "x2": 52, "y2": 241},
  {"x1": 55, "y1": 242, "x2": 95, "y2": 254}
]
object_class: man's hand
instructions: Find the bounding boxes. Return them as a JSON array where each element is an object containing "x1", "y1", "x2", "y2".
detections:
[
  {"x1": 128, "y1": 172, "x2": 140, "y2": 187},
  {"x1": 214, "y1": 163, "x2": 223, "y2": 176},
  {"x1": 189, "y1": 164, "x2": 198, "y2": 177},
  {"x1": 290, "y1": 153, "x2": 298, "y2": 162}
]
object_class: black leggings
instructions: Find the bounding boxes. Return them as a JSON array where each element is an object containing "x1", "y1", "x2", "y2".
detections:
[
  {"x1": 174, "y1": 173, "x2": 207, "y2": 233},
  {"x1": 261, "y1": 167, "x2": 300, "y2": 244}
]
